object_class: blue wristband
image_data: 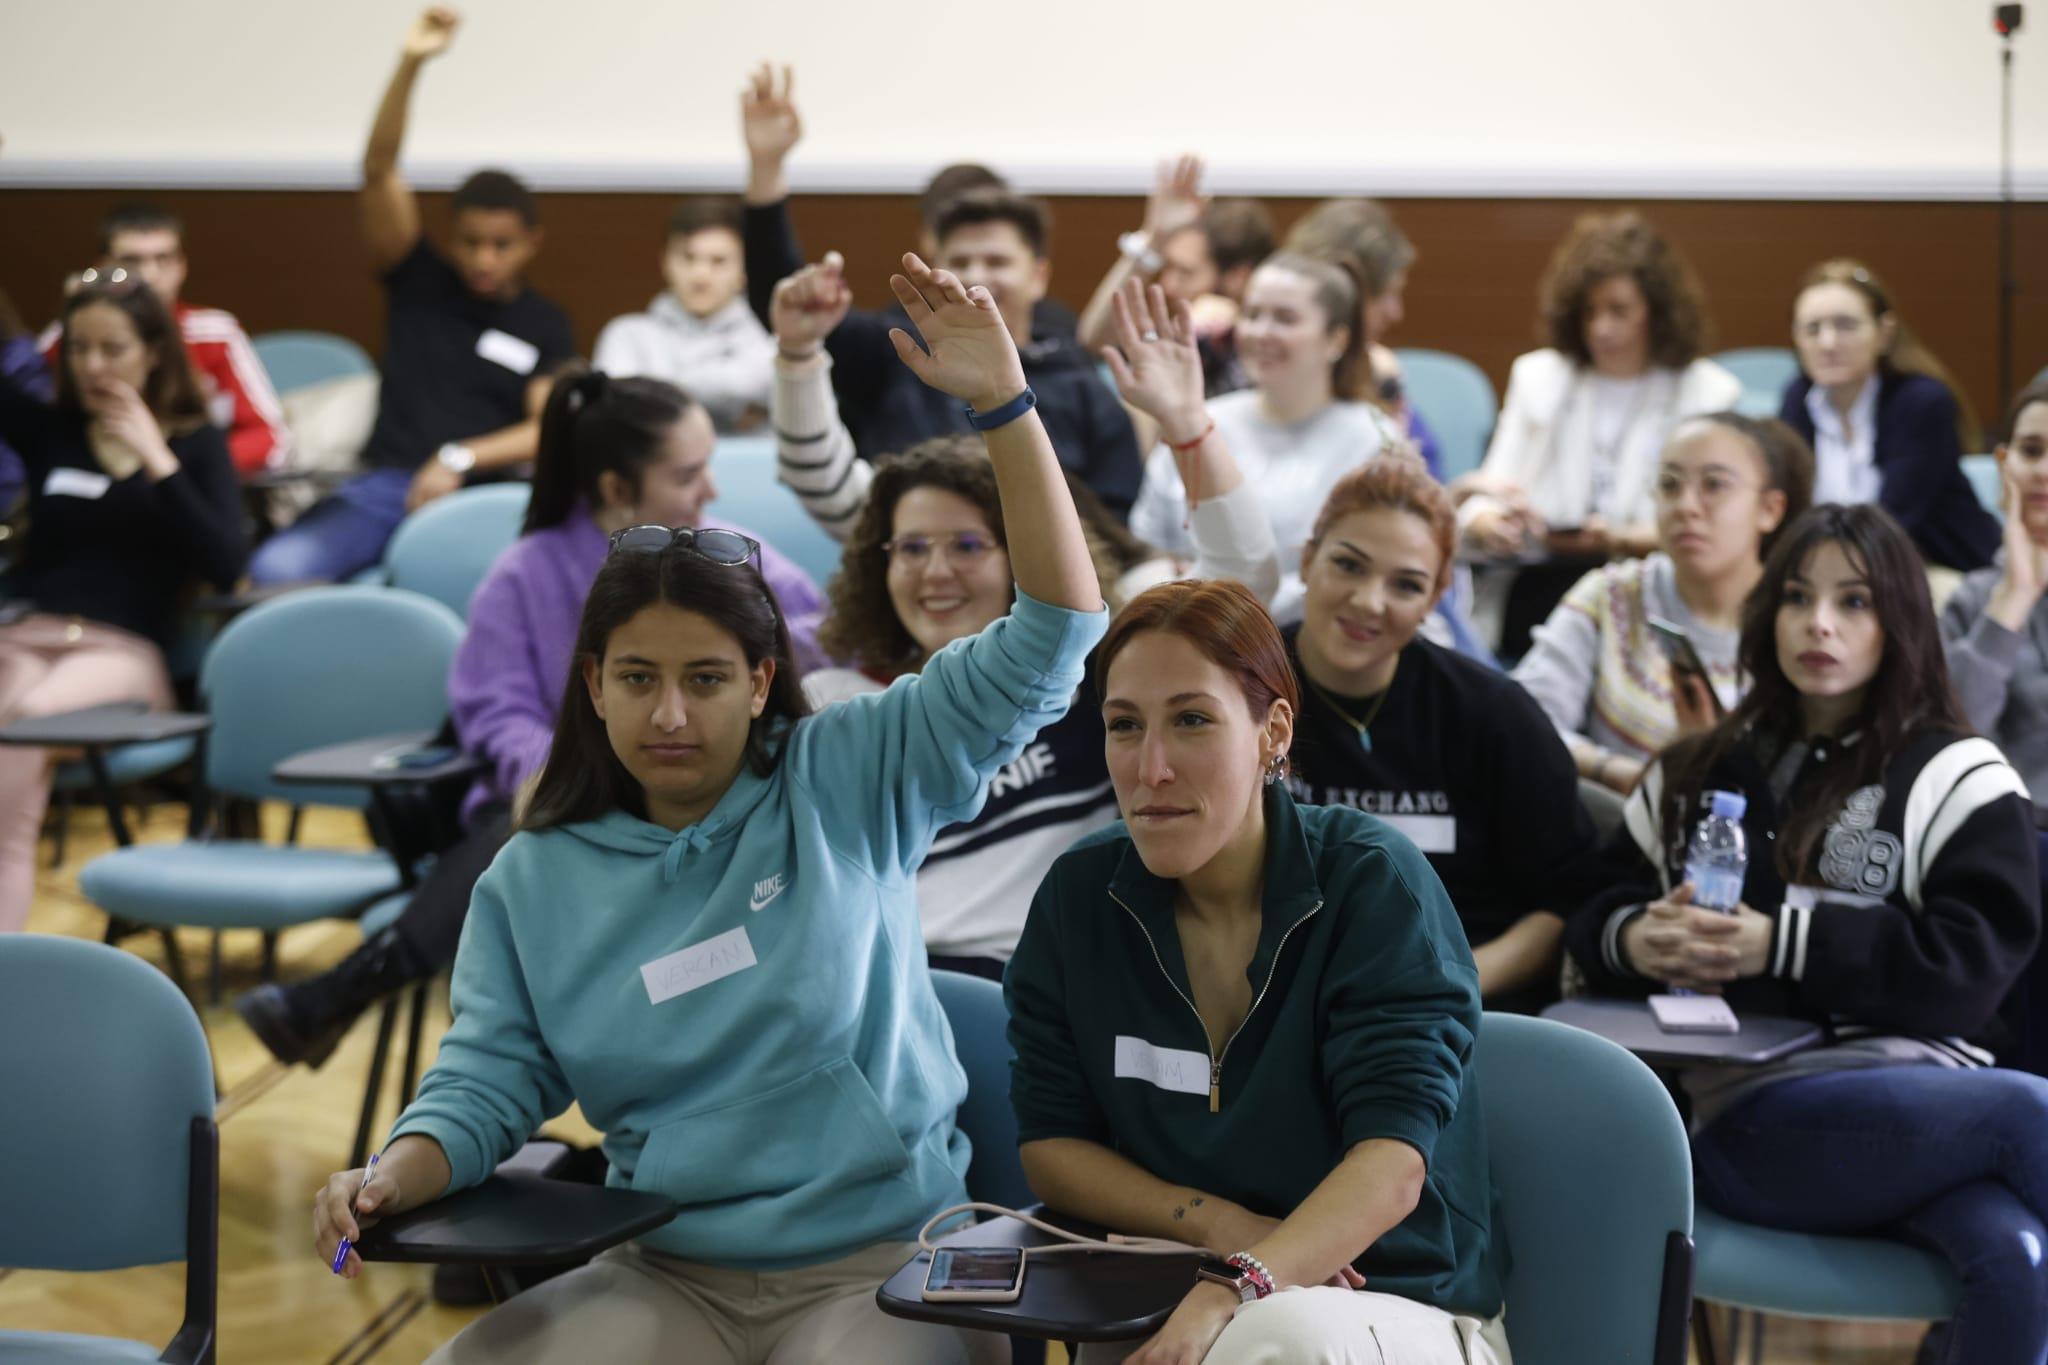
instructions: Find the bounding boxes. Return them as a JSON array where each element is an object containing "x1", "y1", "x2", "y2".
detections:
[{"x1": 965, "y1": 387, "x2": 1037, "y2": 431}]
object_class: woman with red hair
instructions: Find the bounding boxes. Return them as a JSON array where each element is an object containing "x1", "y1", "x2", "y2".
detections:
[{"x1": 1004, "y1": 576, "x2": 1507, "y2": 1363}]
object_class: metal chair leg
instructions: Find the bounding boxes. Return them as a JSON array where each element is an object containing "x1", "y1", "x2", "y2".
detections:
[
  {"x1": 208, "y1": 932, "x2": 224, "y2": 1006},
  {"x1": 350, "y1": 997, "x2": 401, "y2": 1171},
  {"x1": 259, "y1": 931, "x2": 278, "y2": 983},
  {"x1": 49, "y1": 788, "x2": 73, "y2": 868},
  {"x1": 159, "y1": 929, "x2": 194, "y2": 999}
]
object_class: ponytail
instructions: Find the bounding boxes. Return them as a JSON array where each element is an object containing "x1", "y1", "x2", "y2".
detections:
[
  {"x1": 522, "y1": 366, "x2": 700, "y2": 536},
  {"x1": 1258, "y1": 251, "x2": 1370, "y2": 402}
]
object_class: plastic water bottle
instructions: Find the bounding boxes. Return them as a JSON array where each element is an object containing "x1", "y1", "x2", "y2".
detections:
[{"x1": 1685, "y1": 790, "x2": 1749, "y2": 914}]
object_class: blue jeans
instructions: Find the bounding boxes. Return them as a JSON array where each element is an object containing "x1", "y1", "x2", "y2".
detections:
[
  {"x1": 1694, "y1": 1065, "x2": 2048, "y2": 1364},
  {"x1": 248, "y1": 468, "x2": 413, "y2": 586}
]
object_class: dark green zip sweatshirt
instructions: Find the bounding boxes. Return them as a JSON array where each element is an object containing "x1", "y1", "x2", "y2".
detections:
[{"x1": 1004, "y1": 786, "x2": 1503, "y2": 1318}]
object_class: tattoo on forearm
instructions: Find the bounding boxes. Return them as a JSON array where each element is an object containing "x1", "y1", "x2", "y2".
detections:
[{"x1": 1171, "y1": 1194, "x2": 1206, "y2": 1222}]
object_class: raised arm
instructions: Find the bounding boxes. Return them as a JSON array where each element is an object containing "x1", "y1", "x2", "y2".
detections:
[
  {"x1": 1076, "y1": 156, "x2": 1206, "y2": 356},
  {"x1": 739, "y1": 64, "x2": 804, "y2": 323},
  {"x1": 769, "y1": 252, "x2": 872, "y2": 539},
  {"x1": 887, "y1": 254, "x2": 1099, "y2": 612},
  {"x1": 1104, "y1": 280, "x2": 1279, "y2": 599},
  {"x1": 360, "y1": 7, "x2": 459, "y2": 271}
]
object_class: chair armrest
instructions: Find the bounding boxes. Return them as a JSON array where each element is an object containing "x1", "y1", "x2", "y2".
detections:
[
  {"x1": 352, "y1": 1172, "x2": 680, "y2": 1267},
  {"x1": 0, "y1": 703, "x2": 212, "y2": 749},
  {"x1": 272, "y1": 733, "x2": 487, "y2": 788}
]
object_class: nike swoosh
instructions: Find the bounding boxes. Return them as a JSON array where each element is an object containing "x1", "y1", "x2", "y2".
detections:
[{"x1": 749, "y1": 886, "x2": 784, "y2": 912}]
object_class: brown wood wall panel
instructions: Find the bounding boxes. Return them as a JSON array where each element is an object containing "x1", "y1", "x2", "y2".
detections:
[{"x1": 4, "y1": 189, "x2": 2043, "y2": 442}]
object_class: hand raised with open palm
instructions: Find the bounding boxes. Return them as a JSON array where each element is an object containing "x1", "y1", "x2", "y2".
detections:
[{"x1": 886, "y1": 254, "x2": 1027, "y2": 413}]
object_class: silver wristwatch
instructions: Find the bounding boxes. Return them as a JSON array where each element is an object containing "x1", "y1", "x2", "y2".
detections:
[
  {"x1": 1117, "y1": 230, "x2": 1163, "y2": 275},
  {"x1": 435, "y1": 442, "x2": 477, "y2": 475}
]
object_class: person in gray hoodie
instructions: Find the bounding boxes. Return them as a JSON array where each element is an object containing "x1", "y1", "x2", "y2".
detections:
[{"x1": 594, "y1": 197, "x2": 776, "y2": 432}]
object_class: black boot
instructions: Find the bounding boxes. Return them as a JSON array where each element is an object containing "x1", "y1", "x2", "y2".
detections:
[{"x1": 235, "y1": 927, "x2": 425, "y2": 1069}]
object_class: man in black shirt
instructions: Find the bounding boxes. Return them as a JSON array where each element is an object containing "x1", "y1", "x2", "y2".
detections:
[
  {"x1": 249, "y1": 6, "x2": 575, "y2": 585},
  {"x1": 736, "y1": 68, "x2": 1140, "y2": 516}
]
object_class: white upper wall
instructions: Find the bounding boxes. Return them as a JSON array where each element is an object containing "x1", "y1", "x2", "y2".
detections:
[{"x1": 1, "y1": 0, "x2": 2040, "y2": 197}]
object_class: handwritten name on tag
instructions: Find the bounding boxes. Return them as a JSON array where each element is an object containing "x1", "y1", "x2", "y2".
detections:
[
  {"x1": 1114, "y1": 1035, "x2": 1211, "y2": 1097},
  {"x1": 476, "y1": 328, "x2": 540, "y2": 375},
  {"x1": 640, "y1": 926, "x2": 757, "y2": 1005},
  {"x1": 1378, "y1": 814, "x2": 1456, "y2": 854}
]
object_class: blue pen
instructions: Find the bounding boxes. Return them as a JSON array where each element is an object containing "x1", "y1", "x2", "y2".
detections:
[{"x1": 331, "y1": 1152, "x2": 380, "y2": 1275}]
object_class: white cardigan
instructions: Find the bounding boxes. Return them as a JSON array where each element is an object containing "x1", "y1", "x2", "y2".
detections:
[{"x1": 1465, "y1": 348, "x2": 1742, "y2": 532}]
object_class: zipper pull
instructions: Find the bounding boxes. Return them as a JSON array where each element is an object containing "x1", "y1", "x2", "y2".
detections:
[{"x1": 1209, "y1": 1059, "x2": 1221, "y2": 1113}]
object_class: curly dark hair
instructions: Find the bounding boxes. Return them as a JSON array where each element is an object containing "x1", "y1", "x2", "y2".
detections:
[
  {"x1": 1538, "y1": 211, "x2": 1710, "y2": 370},
  {"x1": 819, "y1": 438, "x2": 1152, "y2": 673},
  {"x1": 820, "y1": 437, "x2": 1007, "y2": 672}
]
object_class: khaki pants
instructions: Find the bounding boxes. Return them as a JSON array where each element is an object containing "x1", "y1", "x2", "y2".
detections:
[
  {"x1": 426, "y1": 1239, "x2": 1008, "y2": 1365},
  {"x1": 1078, "y1": 1287, "x2": 1512, "y2": 1364}
]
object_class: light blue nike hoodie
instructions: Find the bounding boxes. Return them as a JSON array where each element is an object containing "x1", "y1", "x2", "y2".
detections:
[{"x1": 387, "y1": 590, "x2": 1108, "y2": 1270}]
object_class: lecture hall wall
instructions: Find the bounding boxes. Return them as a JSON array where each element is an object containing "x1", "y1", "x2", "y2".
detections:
[{"x1": 3, "y1": 0, "x2": 2044, "y2": 433}]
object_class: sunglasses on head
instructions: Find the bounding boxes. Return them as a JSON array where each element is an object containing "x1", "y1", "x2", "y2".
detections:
[{"x1": 606, "y1": 525, "x2": 760, "y2": 566}]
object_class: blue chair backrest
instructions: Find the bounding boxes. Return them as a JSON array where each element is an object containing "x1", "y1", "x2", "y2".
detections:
[
  {"x1": 1477, "y1": 1012, "x2": 1692, "y2": 1365},
  {"x1": 198, "y1": 586, "x2": 465, "y2": 808},
  {"x1": 0, "y1": 935, "x2": 213, "y2": 1269},
  {"x1": 931, "y1": 970, "x2": 1033, "y2": 1209},
  {"x1": 1395, "y1": 348, "x2": 1497, "y2": 484},
  {"x1": 708, "y1": 435, "x2": 846, "y2": 588},
  {"x1": 251, "y1": 330, "x2": 376, "y2": 394},
  {"x1": 1711, "y1": 347, "x2": 1801, "y2": 418},
  {"x1": 1962, "y1": 454, "x2": 2003, "y2": 517},
  {"x1": 384, "y1": 483, "x2": 534, "y2": 617}
]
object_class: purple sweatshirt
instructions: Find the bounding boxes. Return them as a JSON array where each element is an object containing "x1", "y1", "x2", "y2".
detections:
[{"x1": 448, "y1": 511, "x2": 828, "y2": 821}]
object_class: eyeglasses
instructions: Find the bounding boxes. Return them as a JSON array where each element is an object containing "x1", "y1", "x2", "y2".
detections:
[
  {"x1": 882, "y1": 531, "x2": 1000, "y2": 569},
  {"x1": 606, "y1": 525, "x2": 760, "y2": 565}
]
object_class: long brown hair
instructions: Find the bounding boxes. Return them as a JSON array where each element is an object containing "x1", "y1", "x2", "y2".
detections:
[
  {"x1": 521, "y1": 539, "x2": 812, "y2": 831},
  {"x1": 54, "y1": 279, "x2": 207, "y2": 433},
  {"x1": 1794, "y1": 259, "x2": 1979, "y2": 450},
  {"x1": 1656, "y1": 503, "x2": 1967, "y2": 880}
]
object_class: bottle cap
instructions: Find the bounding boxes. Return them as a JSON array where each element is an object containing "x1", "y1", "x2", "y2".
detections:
[{"x1": 1708, "y1": 790, "x2": 1748, "y2": 820}]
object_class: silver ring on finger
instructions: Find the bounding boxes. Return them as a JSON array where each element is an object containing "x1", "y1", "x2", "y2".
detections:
[{"x1": 1141, "y1": 331, "x2": 1160, "y2": 343}]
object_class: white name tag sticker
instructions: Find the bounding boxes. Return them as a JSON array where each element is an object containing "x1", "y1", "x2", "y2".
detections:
[
  {"x1": 640, "y1": 926, "x2": 757, "y2": 1005},
  {"x1": 45, "y1": 467, "x2": 112, "y2": 500},
  {"x1": 475, "y1": 328, "x2": 540, "y2": 375},
  {"x1": 1377, "y1": 814, "x2": 1456, "y2": 854},
  {"x1": 1114, "y1": 1035, "x2": 1210, "y2": 1098}
]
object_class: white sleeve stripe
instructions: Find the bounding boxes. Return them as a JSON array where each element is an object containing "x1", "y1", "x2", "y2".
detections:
[
  {"x1": 1772, "y1": 903, "x2": 1793, "y2": 976},
  {"x1": 217, "y1": 326, "x2": 288, "y2": 428},
  {"x1": 1619, "y1": 761, "x2": 1668, "y2": 890},
  {"x1": 1903, "y1": 738, "x2": 2029, "y2": 906},
  {"x1": 1789, "y1": 902, "x2": 1812, "y2": 980},
  {"x1": 1602, "y1": 904, "x2": 1640, "y2": 976}
]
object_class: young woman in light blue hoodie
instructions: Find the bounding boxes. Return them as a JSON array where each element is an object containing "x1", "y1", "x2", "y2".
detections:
[{"x1": 312, "y1": 253, "x2": 1108, "y2": 1365}]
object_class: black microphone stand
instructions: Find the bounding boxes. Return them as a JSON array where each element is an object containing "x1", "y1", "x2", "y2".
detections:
[{"x1": 1995, "y1": 4, "x2": 2024, "y2": 417}]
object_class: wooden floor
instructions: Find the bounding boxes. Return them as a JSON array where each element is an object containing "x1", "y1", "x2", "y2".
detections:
[{"x1": 2, "y1": 799, "x2": 1932, "y2": 1363}]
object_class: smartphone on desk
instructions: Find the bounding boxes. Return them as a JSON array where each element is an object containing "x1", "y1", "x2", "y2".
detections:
[
  {"x1": 372, "y1": 744, "x2": 459, "y2": 772},
  {"x1": 922, "y1": 1246, "x2": 1026, "y2": 1303},
  {"x1": 1649, "y1": 993, "x2": 1740, "y2": 1034}
]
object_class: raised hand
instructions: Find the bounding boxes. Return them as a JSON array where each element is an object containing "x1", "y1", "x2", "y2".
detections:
[
  {"x1": 770, "y1": 252, "x2": 853, "y2": 357},
  {"x1": 1142, "y1": 154, "x2": 1207, "y2": 242},
  {"x1": 886, "y1": 253, "x2": 1027, "y2": 413},
  {"x1": 1991, "y1": 460, "x2": 2048, "y2": 630},
  {"x1": 403, "y1": 6, "x2": 460, "y2": 61},
  {"x1": 741, "y1": 63, "x2": 803, "y2": 168},
  {"x1": 1103, "y1": 280, "x2": 1207, "y2": 445}
]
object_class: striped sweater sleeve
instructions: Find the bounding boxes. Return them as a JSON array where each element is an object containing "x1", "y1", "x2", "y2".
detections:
[{"x1": 771, "y1": 352, "x2": 870, "y2": 543}]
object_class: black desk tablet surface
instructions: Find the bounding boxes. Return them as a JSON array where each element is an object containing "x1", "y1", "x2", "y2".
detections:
[
  {"x1": 0, "y1": 702, "x2": 212, "y2": 748},
  {"x1": 877, "y1": 1214, "x2": 1201, "y2": 1344},
  {"x1": 272, "y1": 733, "x2": 486, "y2": 788},
  {"x1": 353, "y1": 1173, "x2": 680, "y2": 1267},
  {"x1": 1543, "y1": 998, "x2": 1823, "y2": 1068}
]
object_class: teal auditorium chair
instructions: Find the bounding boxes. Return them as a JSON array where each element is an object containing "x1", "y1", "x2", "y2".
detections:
[
  {"x1": 930, "y1": 969, "x2": 1033, "y2": 1208},
  {"x1": 1711, "y1": 348, "x2": 1801, "y2": 419},
  {"x1": 251, "y1": 329, "x2": 375, "y2": 394},
  {"x1": 78, "y1": 588, "x2": 465, "y2": 999},
  {"x1": 1395, "y1": 348, "x2": 1497, "y2": 484},
  {"x1": 707, "y1": 435, "x2": 846, "y2": 588},
  {"x1": 1477, "y1": 1013, "x2": 1694, "y2": 1365},
  {"x1": 1962, "y1": 454, "x2": 2003, "y2": 517},
  {"x1": 1692, "y1": 1207, "x2": 1958, "y2": 1362},
  {"x1": 380, "y1": 482, "x2": 533, "y2": 616},
  {"x1": 0, "y1": 935, "x2": 218, "y2": 1364}
]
